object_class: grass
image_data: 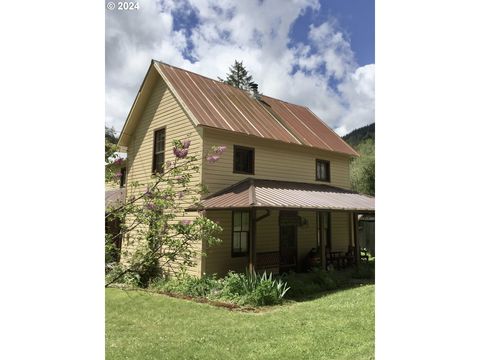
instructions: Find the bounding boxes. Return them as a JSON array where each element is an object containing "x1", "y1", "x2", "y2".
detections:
[{"x1": 106, "y1": 284, "x2": 374, "y2": 360}]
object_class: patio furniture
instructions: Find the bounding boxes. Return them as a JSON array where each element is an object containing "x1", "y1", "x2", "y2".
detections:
[
  {"x1": 304, "y1": 248, "x2": 322, "y2": 271},
  {"x1": 345, "y1": 245, "x2": 356, "y2": 267},
  {"x1": 326, "y1": 246, "x2": 348, "y2": 269},
  {"x1": 256, "y1": 251, "x2": 280, "y2": 273}
]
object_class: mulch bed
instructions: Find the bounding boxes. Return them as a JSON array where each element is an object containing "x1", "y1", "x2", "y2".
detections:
[
  {"x1": 112, "y1": 285, "x2": 261, "y2": 312},
  {"x1": 157, "y1": 291, "x2": 261, "y2": 312}
]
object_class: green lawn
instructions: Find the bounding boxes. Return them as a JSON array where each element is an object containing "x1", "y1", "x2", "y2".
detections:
[{"x1": 106, "y1": 285, "x2": 374, "y2": 360}]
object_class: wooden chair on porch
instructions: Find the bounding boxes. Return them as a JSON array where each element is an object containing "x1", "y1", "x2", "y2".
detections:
[
  {"x1": 345, "y1": 245, "x2": 356, "y2": 267},
  {"x1": 326, "y1": 246, "x2": 347, "y2": 270}
]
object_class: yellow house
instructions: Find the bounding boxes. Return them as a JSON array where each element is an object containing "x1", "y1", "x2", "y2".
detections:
[{"x1": 117, "y1": 60, "x2": 374, "y2": 277}]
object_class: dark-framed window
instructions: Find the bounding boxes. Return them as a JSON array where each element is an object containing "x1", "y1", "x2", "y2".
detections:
[
  {"x1": 152, "y1": 128, "x2": 166, "y2": 174},
  {"x1": 233, "y1": 145, "x2": 254, "y2": 174},
  {"x1": 232, "y1": 211, "x2": 250, "y2": 257},
  {"x1": 119, "y1": 167, "x2": 126, "y2": 188},
  {"x1": 316, "y1": 159, "x2": 330, "y2": 182}
]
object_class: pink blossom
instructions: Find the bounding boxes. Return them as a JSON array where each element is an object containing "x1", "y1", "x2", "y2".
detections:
[
  {"x1": 214, "y1": 145, "x2": 227, "y2": 154},
  {"x1": 206, "y1": 154, "x2": 220, "y2": 163},
  {"x1": 115, "y1": 172, "x2": 122, "y2": 178},
  {"x1": 144, "y1": 203, "x2": 156, "y2": 211},
  {"x1": 173, "y1": 147, "x2": 188, "y2": 159},
  {"x1": 182, "y1": 139, "x2": 191, "y2": 149},
  {"x1": 181, "y1": 219, "x2": 192, "y2": 225},
  {"x1": 113, "y1": 158, "x2": 124, "y2": 165},
  {"x1": 144, "y1": 188, "x2": 153, "y2": 198}
]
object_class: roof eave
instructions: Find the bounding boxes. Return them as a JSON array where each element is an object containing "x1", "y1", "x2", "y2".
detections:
[
  {"x1": 200, "y1": 125, "x2": 358, "y2": 158},
  {"x1": 118, "y1": 61, "x2": 158, "y2": 148}
]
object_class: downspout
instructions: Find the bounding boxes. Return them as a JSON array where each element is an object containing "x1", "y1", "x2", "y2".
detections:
[{"x1": 247, "y1": 179, "x2": 272, "y2": 273}]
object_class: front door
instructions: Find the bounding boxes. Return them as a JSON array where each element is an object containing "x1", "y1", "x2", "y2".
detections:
[{"x1": 279, "y1": 224, "x2": 298, "y2": 273}]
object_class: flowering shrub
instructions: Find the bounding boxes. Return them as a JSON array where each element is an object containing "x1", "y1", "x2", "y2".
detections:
[
  {"x1": 172, "y1": 139, "x2": 190, "y2": 159},
  {"x1": 205, "y1": 145, "x2": 227, "y2": 163},
  {"x1": 105, "y1": 138, "x2": 226, "y2": 287}
]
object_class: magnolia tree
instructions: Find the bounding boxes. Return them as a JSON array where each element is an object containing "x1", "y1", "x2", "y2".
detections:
[{"x1": 105, "y1": 139, "x2": 226, "y2": 287}]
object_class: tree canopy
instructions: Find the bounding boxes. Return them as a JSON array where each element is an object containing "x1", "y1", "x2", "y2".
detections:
[
  {"x1": 349, "y1": 138, "x2": 375, "y2": 196},
  {"x1": 219, "y1": 60, "x2": 259, "y2": 96}
]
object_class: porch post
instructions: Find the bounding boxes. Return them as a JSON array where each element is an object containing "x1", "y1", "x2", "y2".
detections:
[
  {"x1": 318, "y1": 212, "x2": 326, "y2": 270},
  {"x1": 353, "y1": 212, "x2": 360, "y2": 266},
  {"x1": 249, "y1": 208, "x2": 257, "y2": 273}
]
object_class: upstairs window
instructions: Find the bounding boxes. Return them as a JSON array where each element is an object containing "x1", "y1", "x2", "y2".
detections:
[
  {"x1": 232, "y1": 211, "x2": 249, "y2": 257},
  {"x1": 233, "y1": 145, "x2": 254, "y2": 174},
  {"x1": 152, "y1": 128, "x2": 166, "y2": 174},
  {"x1": 316, "y1": 159, "x2": 330, "y2": 182}
]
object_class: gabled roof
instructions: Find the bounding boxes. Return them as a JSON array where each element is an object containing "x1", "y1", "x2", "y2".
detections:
[
  {"x1": 119, "y1": 60, "x2": 358, "y2": 156},
  {"x1": 191, "y1": 178, "x2": 374, "y2": 212}
]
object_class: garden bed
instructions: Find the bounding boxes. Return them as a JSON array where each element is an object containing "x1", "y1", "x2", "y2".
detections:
[{"x1": 107, "y1": 262, "x2": 374, "y2": 309}]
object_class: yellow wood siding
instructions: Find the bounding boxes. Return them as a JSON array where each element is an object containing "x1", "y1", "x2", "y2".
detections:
[
  {"x1": 105, "y1": 181, "x2": 120, "y2": 191},
  {"x1": 123, "y1": 74, "x2": 204, "y2": 276},
  {"x1": 202, "y1": 128, "x2": 351, "y2": 195},
  {"x1": 256, "y1": 210, "x2": 279, "y2": 253},
  {"x1": 331, "y1": 212, "x2": 351, "y2": 251},
  {"x1": 297, "y1": 211, "x2": 317, "y2": 264},
  {"x1": 204, "y1": 210, "x2": 248, "y2": 276}
]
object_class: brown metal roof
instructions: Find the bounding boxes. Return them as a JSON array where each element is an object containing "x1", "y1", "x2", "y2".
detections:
[
  {"x1": 105, "y1": 188, "x2": 125, "y2": 209},
  {"x1": 192, "y1": 178, "x2": 374, "y2": 212},
  {"x1": 154, "y1": 61, "x2": 358, "y2": 156}
]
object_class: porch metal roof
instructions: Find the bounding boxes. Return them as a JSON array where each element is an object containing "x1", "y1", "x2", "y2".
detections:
[
  {"x1": 191, "y1": 178, "x2": 375, "y2": 212},
  {"x1": 105, "y1": 188, "x2": 125, "y2": 209}
]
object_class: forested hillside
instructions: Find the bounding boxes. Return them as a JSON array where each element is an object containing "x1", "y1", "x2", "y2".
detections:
[
  {"x1": 342, "y1": 123, "x2": 375, "y2": 149},
  {"x1": 343, "y1": 123, "x2": 375, "y2": 196}
]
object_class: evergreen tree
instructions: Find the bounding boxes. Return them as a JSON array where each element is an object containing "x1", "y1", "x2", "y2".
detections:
[{"x1": 219, "y1": 60, "x2": 259, "y2": 97}]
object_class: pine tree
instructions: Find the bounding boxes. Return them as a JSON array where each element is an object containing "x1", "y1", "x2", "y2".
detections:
[{"x1": 219, "y1": 60, "x2": 259, "y2": 97}]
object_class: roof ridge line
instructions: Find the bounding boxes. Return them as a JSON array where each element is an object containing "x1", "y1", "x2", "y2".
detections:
[
  {"x1": 154, "y1": 59, "x2": 310, "y2": 108},
  {"x1": 155, "y1": 60, "x2": 256, "y2": 96}
]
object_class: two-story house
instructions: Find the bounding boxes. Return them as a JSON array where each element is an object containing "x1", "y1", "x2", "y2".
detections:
[{"x1": 117, "y1": 60, "x2": 374, "y2": 277}]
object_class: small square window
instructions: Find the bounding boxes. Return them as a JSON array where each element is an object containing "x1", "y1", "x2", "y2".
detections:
[
  {"x1": 316, "y1": 159, "x2": 330, "y2": 182},
  {"x1": 233, "y1": 145, "x2": 254, "y2": 174}
]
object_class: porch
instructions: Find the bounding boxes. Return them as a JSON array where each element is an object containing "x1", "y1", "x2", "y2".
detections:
[{"x1": 192, "y1": 178, "x2": 374, "y2": 276}]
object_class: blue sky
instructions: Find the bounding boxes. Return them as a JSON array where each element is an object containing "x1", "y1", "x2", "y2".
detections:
[
  {"x1": 290, "y1": 0, "x2": 374, "y2": 66},
  {"x1": 106, "y1": 0, "x2": 375, "y2": 136}
]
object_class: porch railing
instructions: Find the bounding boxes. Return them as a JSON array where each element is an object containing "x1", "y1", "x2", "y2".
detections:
[{"x1": 255, "y1": 251, "x2": 280, "y2": 273}]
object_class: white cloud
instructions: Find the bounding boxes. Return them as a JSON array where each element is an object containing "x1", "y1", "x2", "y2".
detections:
[
  {"x1": 106, "y1": 0, "x2": 374, "y2": 135},
  {"x1": 337, "y1": 64, "x2": 375, "y2": 133}
]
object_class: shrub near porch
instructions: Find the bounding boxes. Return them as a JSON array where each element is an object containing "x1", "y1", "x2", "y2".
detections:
[{"x1": 150, "y1": 271, "x2": 290, "y2": 306}]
